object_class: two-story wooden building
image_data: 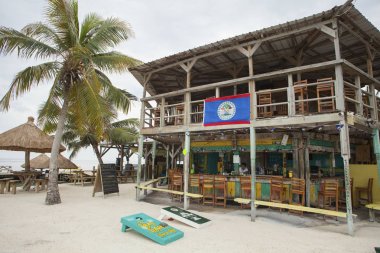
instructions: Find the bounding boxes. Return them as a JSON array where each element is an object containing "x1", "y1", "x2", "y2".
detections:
[{"x1": 130, "y1": 1, "x2": 380, "y2": 235}]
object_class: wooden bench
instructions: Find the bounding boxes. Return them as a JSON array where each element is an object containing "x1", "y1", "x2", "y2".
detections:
[
  {"x1": 366, "y1": 203, "x2": 380, "y2": 222},
  {"x1": 0, "y1": 178, "x2": 13, "y2": 194},
  {"x1": 9, "y1": 180, "x2": 20, "y2": 194},
  {"x1": 234, "y1": 198, "x2": 356, "y2": 218},
  {"x1": 136, "y1": 177, "x2": 203, "y2": 199}
]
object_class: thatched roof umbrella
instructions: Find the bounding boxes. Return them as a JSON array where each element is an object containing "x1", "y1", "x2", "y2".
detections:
[
  {"x1": 21, "y1": 153, "x2": 78, "y2": 170},
  {"x1": 0, "y1": 116, "x2": 66, "y2": 171}
]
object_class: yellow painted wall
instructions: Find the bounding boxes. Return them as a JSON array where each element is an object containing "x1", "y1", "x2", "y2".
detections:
[{"x1": 350, "y1": 164, "x2": 380, "y2": 204}]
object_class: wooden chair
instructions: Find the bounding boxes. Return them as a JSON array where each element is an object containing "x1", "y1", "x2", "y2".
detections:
[
  {"x1": 294, "y1": 80, "x2": 309, "y2": 115},
  {"x1": 172, "y1": 172, "x2": 183, "y2": 202},
  {"x1": 214, "y1": 175, "x2": 226, "y2": 207},
  {"x1": 168, "y1": 169, "x2": 175, "y2": 191},
  {"x1": 240, "y1": 176, "x2": 251, "y2": 208},
  {"x1": 316, "y1": 78, "x2": 335, "y2": 113},
  {"x1": 318, "y1": 179, "x2": 339, "y2": 212},
  {"x1": 356, "y1": 178, "x2": 373, "y2": 206},
  {"x1": 202, "y1": 175, "x2": 215, "y2": 206},
  {"x1": 270, "y1": 176, "x2": 286, "y2": 210},
  {"x1": 258, "y1": 91, "x2": 272, "y2": 118},
  {"x1": 189, "y1": 174, "x2": 202, "y2": 204},
  {"x1": 338, "y1": 178, "x2": 353, "y2": 209},
  {"x1": 289, "y1": 178, "x2": 305, "y2": 215}
]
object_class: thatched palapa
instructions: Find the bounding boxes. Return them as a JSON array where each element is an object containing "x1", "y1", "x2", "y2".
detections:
[
  {"x1": 0, "y1": 116, "x2": 66, "y2": 170},
  {"x1": 21, "y1": 153, "x2": 78, "y2": 170}
]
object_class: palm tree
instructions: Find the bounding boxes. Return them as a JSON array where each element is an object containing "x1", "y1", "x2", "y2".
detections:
[{"x1": 0, "y1": 0, "x2": 141, "y2": 204}]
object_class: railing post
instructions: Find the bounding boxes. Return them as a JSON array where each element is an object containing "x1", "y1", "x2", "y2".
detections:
[
  {"x1": 369, "y1": 83, "x2": 378, "y2": 122},
  {"x1": 160, "y1": 97, "x2": 165, "y2": 127},
  {"x1": 287, "y1": 73, "x2": 295, "y2": 116},
  {"x1": 354, "y1": 76, "x2": 363, "y2": 116}
]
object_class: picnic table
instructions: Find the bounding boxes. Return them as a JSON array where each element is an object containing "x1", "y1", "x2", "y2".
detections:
[{"x1": 12, "y1": 171, "x2": 41, "y2": 191}]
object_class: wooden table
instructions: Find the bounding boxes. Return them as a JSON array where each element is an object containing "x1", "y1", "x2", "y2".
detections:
[{"x1": 12, "y1": 171, "x2": 41, "y2": 191}]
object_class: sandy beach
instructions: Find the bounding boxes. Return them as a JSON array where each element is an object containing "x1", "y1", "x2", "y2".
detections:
[{"x1": 0, "y1": 183, "x2": 379, "y2": 253}]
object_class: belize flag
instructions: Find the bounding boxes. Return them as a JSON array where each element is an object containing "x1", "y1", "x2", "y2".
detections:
[{"x1": 203, "y1": 93, "x2": 250, "y2": 126}]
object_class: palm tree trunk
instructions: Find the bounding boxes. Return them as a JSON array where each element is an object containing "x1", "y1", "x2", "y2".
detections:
[
  {"x1": 92, "y1": 142, "x2": 104, "y2": 165},
  {"x1": 45, "y1": 93, "x2": 69, "y2": 205}
]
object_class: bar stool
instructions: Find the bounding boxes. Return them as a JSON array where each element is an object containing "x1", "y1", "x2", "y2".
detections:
[
  {"x1": 202, "y1": 175, "x2": 215, "y2": 206},
  {"x1": 240, "y1": 176, "x2": 251, "y2": 208},
  {"x1": 214, "y1": 175, "x2": 226, "y2": 208},
  {"x1": 318, "y1": 179, "x2": 339, "y2": 212},
  {"x1": 356, "y1": 178, "x2": 373, "y2": 206},
  {"x1": 168, "y1": 169, "x2": 175, "y2": 191},
  {"x1": 270, "y1": 176, "x2": 286, "y2": 211},
  {"x1": 289, "y1": 178, "x2": 305, "y2": 215}
]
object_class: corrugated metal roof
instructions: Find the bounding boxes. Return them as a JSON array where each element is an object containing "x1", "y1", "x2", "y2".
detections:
[{"x1": 130, "y1": 3, "x2": 380, "y2": 95}]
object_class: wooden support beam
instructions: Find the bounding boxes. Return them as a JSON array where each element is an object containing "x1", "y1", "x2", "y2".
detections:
[
  {"x1": 250, "y1": 126, "x2": 257, "y2": 221},
  {"x1": 151, "y1": 141, "x2": 157, "y2": 180},
  {"x1": 305, "y1": 137, "x2": 311, "y2": 207},
  {"x1": 287, "y1": 74, "x2": 295, "y2": 116},
  {"x1": 183, "y1": 131, "x2": 190, "y2": 209},
  {"x1": 318, "y1": 24, "x2": 336, "y2": 38},
  {"x1": 355, "y1": 76, "x2": 363, "y2": 116},
  {"x1": 339, "y1": 120, "x2": 354, "y2": 236}
]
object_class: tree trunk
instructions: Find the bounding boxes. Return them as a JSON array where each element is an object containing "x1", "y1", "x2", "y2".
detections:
[
  {"x1": 92, "y1": 142, "x2": 104, "y2": 165},
  {"x1": 45, "y1": 93, "x2": 69, "y2": 205}
]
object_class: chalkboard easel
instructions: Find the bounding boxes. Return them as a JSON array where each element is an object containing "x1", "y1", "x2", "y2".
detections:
[{"x1": 92, "y1": 163, "x2": 119, "y2": 197}]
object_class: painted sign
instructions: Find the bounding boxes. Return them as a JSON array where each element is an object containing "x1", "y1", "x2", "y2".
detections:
[
  {"x1": 120, "y1": 213, "x2": 184, "y2": 245},
  {"x1": 160, "y1": 206, "x2": 211, "y2": 229}
]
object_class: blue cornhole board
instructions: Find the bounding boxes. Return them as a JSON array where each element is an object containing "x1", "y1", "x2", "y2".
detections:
[{"x1": 120, "y1": 213, "x2": 184, "y2": 245}]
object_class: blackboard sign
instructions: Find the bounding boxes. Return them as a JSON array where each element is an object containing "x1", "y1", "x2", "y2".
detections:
[
  {"x1": 101, "y1": 164, "x2": 119, "y2": 195},
  {"x1": 92, "y1": 163, "x2": 119, "y2": 197}
]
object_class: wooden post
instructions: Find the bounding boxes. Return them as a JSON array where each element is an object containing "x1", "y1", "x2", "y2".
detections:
[
  {"x1": 373, "y1": 129, "x2": 380, "y2": 185},
  {"x1": 139, "y1": 74, "x2": 151, "y2": 128},
  {"x1": 339, "y1": 120, "x2": 354, "y2": 236},
  {"x1": 333, "y1": 20, "x2": 345, "y2": 112},
  {"x1": 355, "y1": 76, "x2": 363, "y2": 116},
  {"x1": 292, "y1": 138, "x2": 299, "y2": 177},
  {"x1": 120, "y1": 145, "x2": 124, "y2": 172},
  {"x1": 25, "y1": 151, "x2": 30, "y2": 171},
  {"x1": 215, "y1": 87, "x2": 220, "y2": 98},
  {"x1": 180, "y1": 60, "x2": 196, "y2": 126},
  {"x1": 136, "y1": 135, "x2": 144, "y2": 201},
  {"x1": 304, "y1": 137, "x2": 311, "y2": 207},
  {"x1": 151, "y1": 141, "x2": 157, "y2": 180},
  {"x1": 298, "y1": 138, "x2": 305, "y2": 179},
  {"x1": 248, "y1": 56, "x2": 256, "y2": 120},
  {"x1": 184, "y1": 131, "x2": 191, "y2": 210},
  {"x1": 165, "y1": 145, "x2": 169, "y2": 177},
  {"x1": 160, "y1": 97, "x2": 165, "y2": 127},
  {"x1": 369, "y1": 84, "x2": 378, "y2": 122},
  {"x1": 288, "y1": 74, "x2": 295, "y2": 116},
  {"x1": 250, "y1": 126, "x2": 257, "y2": 221}
]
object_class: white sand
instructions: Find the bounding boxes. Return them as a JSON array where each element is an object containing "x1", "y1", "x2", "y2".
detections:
[{"x1": 0, "y1": 184, "x2": 379, "y2": 253}]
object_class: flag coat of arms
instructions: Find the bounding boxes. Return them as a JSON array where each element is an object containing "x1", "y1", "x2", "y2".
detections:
[{"x1": 203, "y1": 93, "x2": 250, "y2": 126}]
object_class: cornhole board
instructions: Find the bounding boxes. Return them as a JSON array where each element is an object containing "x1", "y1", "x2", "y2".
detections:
[
  {"x1": 120, "y1": 213, "x2": 184, "y2": 245},
  {"x1": 158, "y1": 206, "x2": 211, "y2": 229}
]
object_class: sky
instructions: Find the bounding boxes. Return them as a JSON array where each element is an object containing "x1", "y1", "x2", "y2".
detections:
[{"x1": 0, "y1": 0, "x2": 379, "y2": 170}]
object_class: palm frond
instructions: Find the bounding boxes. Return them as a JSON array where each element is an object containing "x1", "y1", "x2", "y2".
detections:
[
  {"x1": 21, "y1": 22, "x2": 65, "y2": 51},
  {"x1": 112, "y1": 118, "x2": 139, "y2": 128},
  {"x1": 0, "y1": 62, "x2": 60, "y2": 110},
  {"x1": 79, "y1": 13, "x2": 102, "y2": 44},
  {"x1": 82, "y1": 17, "x2": 133, "y2": 53},
  {"x1": 92, "y1": 51, "x2": 142, "y2": 73},
  {"x1": 45, "y1": 0, "x2": 79, "y2": 47},
  {"x1": 0, "y1": 27, "x2": 60, "y2": 58}
]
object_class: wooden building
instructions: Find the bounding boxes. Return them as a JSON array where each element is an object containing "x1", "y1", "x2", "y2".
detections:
[{"x1": 130, "y1": 1, "x2": 380, "y2": 235}]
